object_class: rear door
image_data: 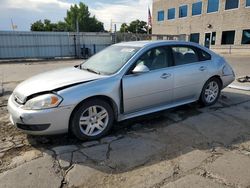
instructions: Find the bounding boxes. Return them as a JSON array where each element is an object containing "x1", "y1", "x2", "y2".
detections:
[
  {"x1": 122, "y1": 46, "x2": 174, "y2": 113},
  {"x1": 171, "y1": 45, "x2": 212, "y2": 102}
]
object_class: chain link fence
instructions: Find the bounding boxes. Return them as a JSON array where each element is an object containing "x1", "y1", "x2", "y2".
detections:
[{"x1": 112, "y1": 33, "x2": 188, "y2": 43}]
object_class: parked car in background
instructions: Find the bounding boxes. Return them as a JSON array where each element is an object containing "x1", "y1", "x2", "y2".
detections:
[{"x1": 8, "y1": 41, "x2": 235, "y2": 140}]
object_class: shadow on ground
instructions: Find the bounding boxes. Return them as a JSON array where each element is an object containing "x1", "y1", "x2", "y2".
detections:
[{"x1": 22, "y1": 89, "x2": 250, "y2": 176}]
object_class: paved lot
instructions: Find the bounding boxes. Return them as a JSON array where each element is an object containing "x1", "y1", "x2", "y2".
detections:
[{"x1": 0, "y1": 55, "x2": 250, "y2": 188}]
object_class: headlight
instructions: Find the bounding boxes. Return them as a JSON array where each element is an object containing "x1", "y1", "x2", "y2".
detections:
[{"x1": 22, "y1": 94, "x2": 63, "y2": 110}]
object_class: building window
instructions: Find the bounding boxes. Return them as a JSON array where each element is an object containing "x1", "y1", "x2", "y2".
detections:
[
  {"x1": 168, "y1": 8, "x2": 175, "y2": 20},
  {"x1": 211, "y1": 32, "x2": 216, "y2": 45},
  {"x1": 241, "y1": 30, "x2": 250, "y2": 44},
  {"x1": 207, "y1": 0, "x2": 219, "y2": 13},
  {"x1": 225, "y1": 0, "x2": 239, "y2": 10},
  {"x1": 221, "y1": 31, "x2": 235, "y2": 45},
  {"x1": 192, "y1": 2, "x2": 202, "y2": 16},
  {"x1": 157, "y1": 11, "x2": 164, "y2": 21},
  {"x1": 179, "y1": 5, "x2": 188, "y2": 18},
  {"x1": 190, "y1": 33, "x2": 200, "y2": 43},
  {"x1": 246, "y1": 0, "x2": 250, "y2": 7}
]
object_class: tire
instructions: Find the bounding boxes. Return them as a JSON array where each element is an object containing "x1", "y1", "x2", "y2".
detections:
[
  {"x1": 70, "y1": 99, "x2": 114, "y2": 141},
  {"x1": 200, "y1": 77, "x2": 222, "y2": 106}
]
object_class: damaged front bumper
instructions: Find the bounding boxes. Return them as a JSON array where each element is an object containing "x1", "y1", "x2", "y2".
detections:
[{"x1": 7, "y1": 94, "x2": 74, "y2": 135}]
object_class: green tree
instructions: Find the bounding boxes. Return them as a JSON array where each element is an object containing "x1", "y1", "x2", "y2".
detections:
[
  {"x1": 120, "y1": 23, "x2": 128, "y2": 33},
  {"x1": 127, "y1": 20, "x2": 148, "y2": 34},
  {"x1": 44, "y1": 19, "x2": 58, "y2": 31},
  {"x1": 119, "y1": 20, "x2": 151, "y2": 34},
  {"x1": 31, "y1": 2, "x2": 104, "y2": 32},
  {"x1": 56, "y1": 21, "x2": 71, "y2": 32},
  {"x1": 64, "y1": 2, "x2": 104, "y2": 32},
  {"x1": 31, "y1": 19, "x2": 69, "y2": 31},
  {"x1": 31, "y1": 20, "x2": 45, "y2": 31},
  {"x1": 87, "y1": 16, "x2": 104, "y2": 32}
]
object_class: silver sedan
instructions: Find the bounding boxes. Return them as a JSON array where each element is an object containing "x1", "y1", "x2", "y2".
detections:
[{"x1": 8, "y1": 41, "x2": 235, "y2": 140}]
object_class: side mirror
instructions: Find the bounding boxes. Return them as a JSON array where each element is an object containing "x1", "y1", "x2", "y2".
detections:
[{"x1": 132, "y1": 64, "x2": 150, "y2": 74}]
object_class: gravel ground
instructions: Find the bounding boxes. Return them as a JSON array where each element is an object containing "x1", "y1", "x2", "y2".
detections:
[{"x1": 0, "y1": 55, "x2": 250, "y2": 188}]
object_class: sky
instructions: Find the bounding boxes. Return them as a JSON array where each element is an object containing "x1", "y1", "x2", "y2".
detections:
[{"x1": 0, "y1": 0, "x2": 152, "y2": 31}]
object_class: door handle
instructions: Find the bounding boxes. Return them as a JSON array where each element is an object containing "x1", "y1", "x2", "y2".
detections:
[
  {"x1": 199, "y1": 66, "x2": 207, "y2": 71},
  {"x1": 161, "y1": 73, "x2": 171, "y2": 79}
]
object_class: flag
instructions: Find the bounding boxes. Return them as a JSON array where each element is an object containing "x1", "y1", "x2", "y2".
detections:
[{"x1": 148, "y1": 7, "x2": 152, "y2": 28}]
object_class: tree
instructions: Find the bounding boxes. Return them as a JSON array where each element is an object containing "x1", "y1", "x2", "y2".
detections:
[
  {"x1": 119, "y1": 20, "x2": 151, "y2": 34},
  {"x1": 128, "y1": 20, "x2": 148, "y2": 34},
  {"x1": 56, "y1": 21, "x2": 71, "y2": 32},
  {"x1": 31, "y1": 19, "x2": 70, "y2": 31},
  {"x1": 31, "y1": 2, "x2": 104, "y2": 32},
  {"x1": 44, "y1": 19, "x2": 58, "y2": 31},
  {"x1": 31, "y1": 20, "x2": 45, "y2": 31},
  {"x1": 64, "y1": 2, "x2": 104, "y2": 32},
  {"x1": 87, "y1": 16, "x2": 104, "y2": 32},
  {"x1": 120, "y1": 23, "x2": 128, "y2": 33}
]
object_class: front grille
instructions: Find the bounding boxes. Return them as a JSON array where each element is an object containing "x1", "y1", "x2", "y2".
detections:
[{"x1": 16, "y1": 123, "x2": 50, "y2": 131}]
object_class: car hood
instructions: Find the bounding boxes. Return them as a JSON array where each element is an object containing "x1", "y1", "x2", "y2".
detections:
[{"x1": 13, "y1": 67, "x2": 106, "y2": 103}]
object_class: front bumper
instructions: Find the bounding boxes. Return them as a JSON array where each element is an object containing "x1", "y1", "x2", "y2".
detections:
[{"x1": 7, "y1": 95, "x2": 74, "y2": 135}]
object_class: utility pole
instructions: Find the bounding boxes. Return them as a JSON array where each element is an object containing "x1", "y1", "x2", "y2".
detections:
[
  {"x1": 110, "y1": 19, "x2": 126, "y2": 33},
  {"x1": 136, "y1": 25, "x2": 138, "y2": 41},
  {"x1": 11, "y1": 18, "x2": 17, "y2": 31},
  {"x1": 114, "y1": 24, "x2": 117, "y2": 43},
  {"x1": 110, "y1": 19, "x2": 113, "y2": 33},
  {"x1": 76, "y1": 18, "x2": 79, "y2": 33},
  {"x1": 75, "y1": 18, "x2": 80, "y2": 58},
  {"x1": 110, "y1": 20, "x2": 128, "y2": 43}
]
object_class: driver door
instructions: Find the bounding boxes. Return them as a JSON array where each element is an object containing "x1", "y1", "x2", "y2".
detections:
[{"x1": 122, "y1": 46, "x2": 174, "y2": 113}]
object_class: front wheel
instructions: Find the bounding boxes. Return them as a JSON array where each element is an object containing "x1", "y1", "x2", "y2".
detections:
[
  {"x1": 70, "y1": 99, "x2": 114, "y2": 141},
  {"x1": 200, "y1": 78, "x2": 222, "y2": 106}
]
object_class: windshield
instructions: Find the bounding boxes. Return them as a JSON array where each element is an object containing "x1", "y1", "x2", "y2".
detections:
[{"x1": 81, "y1": 45, "x2": 140, "y2": 75}]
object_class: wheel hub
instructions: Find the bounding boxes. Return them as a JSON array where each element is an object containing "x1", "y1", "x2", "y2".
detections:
[
  {"x1": 205, "y1": 81, "x2": 219, "y2": 103},
  {"x1": 90, "y1": 116, "x2": 97, "y2": 123},
  {"x1": 79, "y1": 105, "x2": 109, "y2": 136}
]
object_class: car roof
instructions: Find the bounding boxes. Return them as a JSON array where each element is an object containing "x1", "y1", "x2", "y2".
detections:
[
  {"x1": 114, "y1": 40, "x2": 196, "y2": 47},
  {"x1": 114, "y1": 40, "x2": 216, "y2": 56}
]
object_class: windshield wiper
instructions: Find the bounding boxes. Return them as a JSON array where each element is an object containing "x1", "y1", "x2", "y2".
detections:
[{"x1": 81, "y1": 67, "x2": 101, "y2": 75}]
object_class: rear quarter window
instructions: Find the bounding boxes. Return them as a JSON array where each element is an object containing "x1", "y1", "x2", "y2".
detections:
[
  {"x1": 172, "y1": 46, "x2": 199, "y2": 66},
  {"x1": 198, "y1": 49, "x2": 211, "y2": 61}
]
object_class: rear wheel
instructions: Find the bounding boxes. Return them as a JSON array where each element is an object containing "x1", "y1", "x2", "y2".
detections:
[
  {"x1": 200, "y1": 78, "x2": 221, "y2": 106},
  {"x1": 70, "y1": 99, "x2": 114, "y2": 140}
]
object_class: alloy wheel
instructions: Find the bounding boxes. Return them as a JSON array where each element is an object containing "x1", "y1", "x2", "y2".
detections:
[
  {"x1": 204, "y1": 81, "x2": 219, "y2": 103},
  {"x1": 79, "y1": 105, "x2": 109, "y2": 136}
]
